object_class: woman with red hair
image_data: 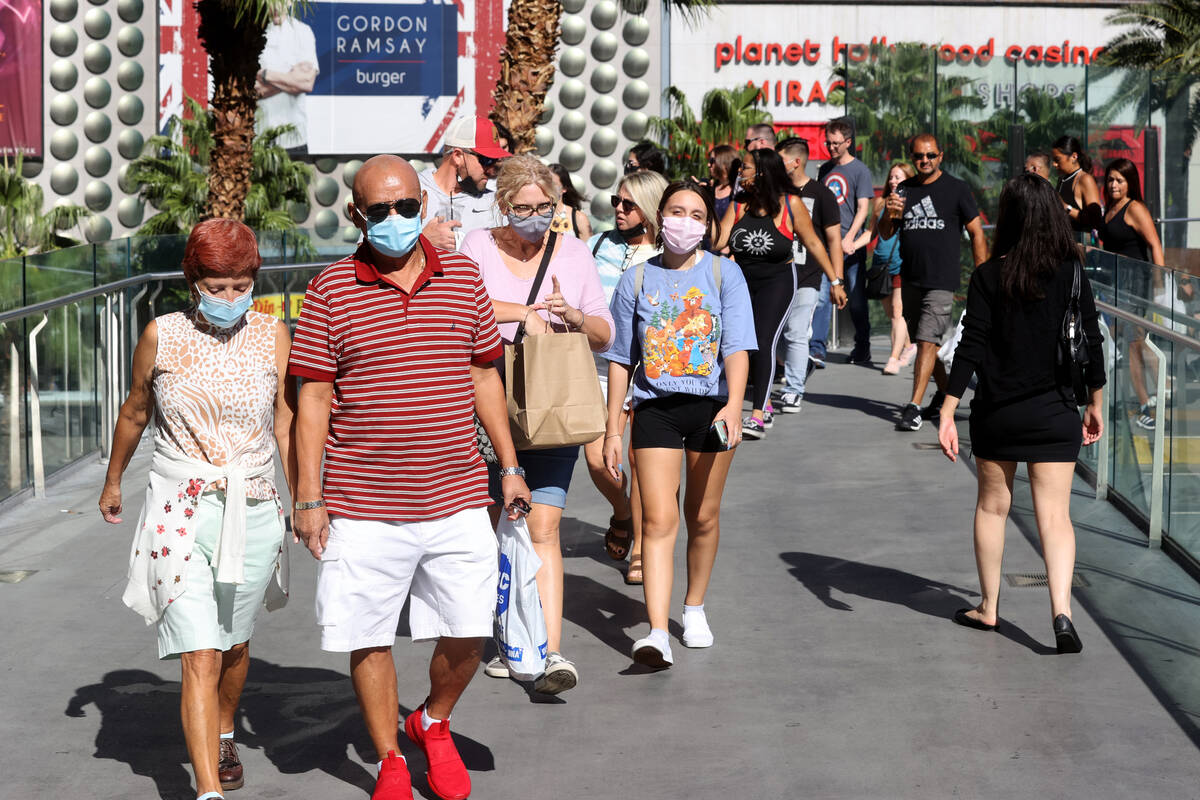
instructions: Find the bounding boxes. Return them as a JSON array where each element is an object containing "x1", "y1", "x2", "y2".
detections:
[{"x1": 99, "y1": 219, "x2": 297, "y2": 800}]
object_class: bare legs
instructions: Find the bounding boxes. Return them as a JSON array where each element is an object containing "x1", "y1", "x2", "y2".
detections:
[
  {"x1": 909, "y1": 341, "x2": 948, "y2": 406},
  {"x1": 1027, "y1": 461, "x2": 1078, "y2": 620},
  {"x1": 634, "y1": 447, "x2": 735, "y2": 631},
  {"x1": 965, "y1": 458, "x2": 1078, "y2": 627},
  {"x1": 526, "y1": 502, "x2": 566, "y2": 652},
  {"x1": 180, "y1": 641, "x2": 252, "y2": 797},
  {"x1": 583, "y1": 430, "x2": 641, "y2": 564},
  {"x1": 882, "y1": 292, "x2": 911, "y2": 362},
  {"x1": 351, "y1": 637, "x2": 482, "y2": 758}
]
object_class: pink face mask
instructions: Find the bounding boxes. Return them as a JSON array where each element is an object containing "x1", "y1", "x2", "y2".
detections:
[{"x1": 660, "y1": 216, "x2": 707, "y2": 255}]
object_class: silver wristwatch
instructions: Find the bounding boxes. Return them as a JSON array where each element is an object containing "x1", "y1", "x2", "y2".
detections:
[
  {"x1": 831, "y1": 277, "x2": 844, "y2": 286},
  {"x1": 498, "y1": 466, "x2": 527, "y2": 478},
  {"x1": 293, "y1": 499, "x2": 325, "y2": 511}
]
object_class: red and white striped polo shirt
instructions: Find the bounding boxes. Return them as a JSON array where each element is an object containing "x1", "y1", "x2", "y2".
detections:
[{"x1": 288, "y1": 237, "x2": 503, "y2": 521}]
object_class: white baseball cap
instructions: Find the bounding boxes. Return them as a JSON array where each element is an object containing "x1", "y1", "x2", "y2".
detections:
[{"x1": 443, "y1": 115, "x2": 513, "y2": 159}]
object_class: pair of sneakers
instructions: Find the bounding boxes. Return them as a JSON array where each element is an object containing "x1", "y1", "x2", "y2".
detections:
[
  {"x1": 484, "y1": 651, "x2": 578, "y2": 696},
  {"x1": 372, "y1": 706, "x2": 471, "y2": 800},
  {"x1": 631, "y1": 607, "x2": 714, "y2": 669}
]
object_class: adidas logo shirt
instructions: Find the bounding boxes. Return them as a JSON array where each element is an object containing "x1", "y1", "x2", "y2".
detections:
[{"x1": 897, "y1": 173, "x2": 980, "y2": 291}]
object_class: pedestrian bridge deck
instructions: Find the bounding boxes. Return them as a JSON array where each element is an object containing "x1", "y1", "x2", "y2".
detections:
[{"x1": 2, "y1": 341, "x2": 1199, "y2": 799}]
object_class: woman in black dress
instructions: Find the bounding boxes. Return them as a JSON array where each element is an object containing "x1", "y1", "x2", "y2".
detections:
[
  {"x1": 716, "y1": 147, "x2": 840, "y2": 440},
  {"x1": 1051, "y1": 135, "x2": 1102, "y2": 238},
  {"x1": 937, "y1": 175, "x2": 1105, "y2": 654},
  {"x1": 1100, "y1": 158, "x2": 1166, "y2": 430}
]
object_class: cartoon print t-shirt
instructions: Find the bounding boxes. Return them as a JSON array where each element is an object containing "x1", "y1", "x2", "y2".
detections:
[{"x1": 605, "y1": 251, "x2": 757, "y2": 406}]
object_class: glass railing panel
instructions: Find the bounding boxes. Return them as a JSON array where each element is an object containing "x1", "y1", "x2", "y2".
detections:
[
  {"x1": 33, "y1": 299, "x2": 101, "y2": 475},
  {"x1": 0, "y1": 318, "x2": 28, "y2": 503},
  {"x1": 93, "y1": 239, "x2": 131, "y2": 285},
  {"x1": 23, "y1": 247, "x2": 94, "y2": 306},
  {"x1": 0, "y1": 256, "x2": 23, "y2": 314},
  {"x1": 1165, "y1": 327, "x2": 1200, "y2": 559}
]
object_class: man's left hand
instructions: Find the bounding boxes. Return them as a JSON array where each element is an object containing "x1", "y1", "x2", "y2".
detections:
[
  {"x1": 501, "y1": 475, "x2": 532, "y2": 520},
  {"x1": 831, "y1": 284, "x2": 849, "y2": 309}
]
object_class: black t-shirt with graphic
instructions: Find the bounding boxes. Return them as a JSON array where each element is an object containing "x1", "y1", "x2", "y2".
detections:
[
  {"x1": 897, "y1": 172, "x2": 979, "y2": 291},
  {"x1": 794, "y1": 180, "x2": 839, "y2": 290}
]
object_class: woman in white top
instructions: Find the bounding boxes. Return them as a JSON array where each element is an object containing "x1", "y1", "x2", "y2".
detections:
[{"x1": 99, "y1": 219, "x2": 297, "y2": 800}]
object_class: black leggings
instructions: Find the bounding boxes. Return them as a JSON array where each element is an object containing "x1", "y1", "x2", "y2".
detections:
[{"x1": 745, "y1": 266, "x2": 797, "y2": 412}]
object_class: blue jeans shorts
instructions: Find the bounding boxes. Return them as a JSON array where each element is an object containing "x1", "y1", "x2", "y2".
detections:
[{"x1": 488, "y1": 445, "x2": 580, "y2": 509}]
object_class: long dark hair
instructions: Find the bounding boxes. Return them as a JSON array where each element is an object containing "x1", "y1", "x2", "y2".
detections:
[
  {"x1": 548, "y1": 163, "x2": 585, "y2": 210},
  {"x1": 735, "y1": 147, "x2": 793, "y2": 218},
  {"x1": 1052, "y1": 135, "x2": 1093, "y2": 173},
  {"x1": 630, "y1": 141, "x2": 668, "y2": 176},
  {"x1": 657, "y1": 181, "x2": 719, "y2": 247},
  {"x1": 1103, "y1": 158, "x2": 1144, "y2": 205},
  {"x1": 992, "y1": 174, "x2": 1082, "y2": 300},
  {"x1": 709, "y1": 144, "x2": 739, "y2": 188}
]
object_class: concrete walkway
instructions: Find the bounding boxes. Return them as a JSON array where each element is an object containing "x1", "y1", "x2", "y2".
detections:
[{"x1": 2, "y1": 339, "x2": 1199, "y2": 799}]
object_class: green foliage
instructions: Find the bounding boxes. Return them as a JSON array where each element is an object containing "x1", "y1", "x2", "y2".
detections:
[
  {"x1": 128, "y1": 97, "x2": 315, "y2": 255},
  {"x1": 827, "y1": 43, "x2": 997, "y2": 185},
  {"x1": 1099, "y1": 0, "x2": 1200, "y2": 151},
  {"x1": 0, "y1": 155, "x2": 90, "y2": 259},
  {"x1": 1003, "y1": 86, "x2": 1090, "y2": 156},
  {"x1": 649, "y1": 85, "x2": 772, "y2": 180}
]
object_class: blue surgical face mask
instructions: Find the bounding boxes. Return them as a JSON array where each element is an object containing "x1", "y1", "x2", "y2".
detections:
[
  {"x1": 508, "y1": 211, "x2": 554, "y2": 243},
  {"x1": 362, "y1": 211, "x2": 422, "y2": 258},
  {"x1": 196, "y1": 284, "x2": 254, "y2": 329}
]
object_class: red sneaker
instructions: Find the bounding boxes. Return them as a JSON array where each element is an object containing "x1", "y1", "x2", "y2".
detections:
[
  {"x1": 372, "y1": 750, "x2": 414, "y2": 800},
  {"x1": 404, "y1": 707, "x2": 471, "y2": 800}
]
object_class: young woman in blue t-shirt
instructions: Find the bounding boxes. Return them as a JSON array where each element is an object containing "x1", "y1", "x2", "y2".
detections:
[{"x1": 602, "y1": 182, "x2": 757, "y2": 669}]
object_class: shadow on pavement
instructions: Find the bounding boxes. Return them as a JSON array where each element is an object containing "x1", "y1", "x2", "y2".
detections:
[
  {"x1": 779, "y1": 551, "x2": 1056, "y2": 655},
  {"x1": 66, "y1": 659, "x2": 496, "y2": 800},
  {"x1": 802, "y1": 392, "x2": 899, "y2": 423}
]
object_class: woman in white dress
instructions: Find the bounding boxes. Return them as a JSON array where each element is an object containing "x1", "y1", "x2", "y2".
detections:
[{"x1": 99, "y1": 219, "x2": 297, "y2": 800}]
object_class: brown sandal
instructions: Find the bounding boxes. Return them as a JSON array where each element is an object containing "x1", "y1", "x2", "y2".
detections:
[
  {"x1": 624, "y1": 556, "x2": 643, "y2": 585},
  {"x1": 604, "y1": 515, "x2": 634, "y2": 561}
]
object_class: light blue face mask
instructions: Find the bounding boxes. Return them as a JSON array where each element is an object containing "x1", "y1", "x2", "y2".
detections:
[
  {"x1": 363, "y1": 211, "x2": 422, "y2": 258},
  {"x1": 196, "y1": 284, "x2": 254, "y2": 329}
]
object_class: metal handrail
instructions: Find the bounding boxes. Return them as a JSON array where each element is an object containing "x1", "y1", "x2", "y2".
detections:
[
  {"x1": 1092, "y1": 299, "x2": 1200, "y2": 351},
  {"x1": 0, "y1": 261, "x2": 327, "y2": 324}
]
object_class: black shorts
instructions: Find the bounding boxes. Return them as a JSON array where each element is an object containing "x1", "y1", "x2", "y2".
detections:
[{"x1": 631, "y1": 394, "x2": 727, "y2": 452}]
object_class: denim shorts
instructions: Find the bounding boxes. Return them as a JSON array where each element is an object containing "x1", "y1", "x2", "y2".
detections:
[{"x1": 488, "y1": 445, "x2": 580, "y2": 509}]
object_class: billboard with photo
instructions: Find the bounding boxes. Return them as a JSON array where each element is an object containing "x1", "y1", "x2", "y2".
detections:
[
  {"x1": 158, "y1": 0, "x2": 505, "y2": 155},
  {"x1": 0, "y1": 0, "x2": 42, "y2": 157}
]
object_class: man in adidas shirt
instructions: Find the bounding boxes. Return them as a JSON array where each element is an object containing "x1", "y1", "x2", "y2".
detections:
[{"x1": 879, "y1": 133, "x2": 987, "y2": 432}]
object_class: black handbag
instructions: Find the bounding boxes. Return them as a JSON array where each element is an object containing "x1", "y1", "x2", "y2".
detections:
[
  {"x1": 863, "y1": 258, "x2": 893, "y2": 299},
  {"x1": 1057, "y1": 259, "x2": 1091, "y2": 406}
]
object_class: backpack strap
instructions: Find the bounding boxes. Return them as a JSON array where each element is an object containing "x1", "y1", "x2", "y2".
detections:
[
  {"x1": 713, "y1": 255, "x2": 722, "y2": 293},
  {"x1": 591, "y1": 230, "x2": 610, "y2": 258},
  {"x1": 634, "y1": 262, "x2": 645, "y2": 297}
]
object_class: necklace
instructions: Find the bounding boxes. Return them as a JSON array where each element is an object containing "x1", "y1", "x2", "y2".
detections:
[{"x1": 662, "y1": 254, "x2": 698, "y2": 289}]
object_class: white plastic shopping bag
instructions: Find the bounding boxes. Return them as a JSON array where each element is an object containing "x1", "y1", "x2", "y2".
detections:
[{"x1": 494, "y1": 516, "x2": 548, "y2": 681}]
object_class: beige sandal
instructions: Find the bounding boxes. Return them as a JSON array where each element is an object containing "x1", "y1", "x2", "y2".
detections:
[{"x1": 624, "y1": 556, "x2": 643, "y2": 585}]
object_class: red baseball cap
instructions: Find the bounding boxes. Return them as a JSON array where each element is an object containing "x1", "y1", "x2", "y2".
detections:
[{"x1": 443, "y1": 115, "x2": 513, "y2": 159}]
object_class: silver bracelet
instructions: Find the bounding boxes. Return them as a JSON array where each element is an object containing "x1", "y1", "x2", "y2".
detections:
[
  {"x1": 498, "y1": 466, "x2": 526, "y2": 478},
  {"x1": 293, "y1": 499, "x2": 325, "y2": 511}
]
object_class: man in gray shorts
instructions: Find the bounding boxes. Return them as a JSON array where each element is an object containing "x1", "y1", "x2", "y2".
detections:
[{"x1": 879, "y1": 134, "x2": 988, "y2": 431}]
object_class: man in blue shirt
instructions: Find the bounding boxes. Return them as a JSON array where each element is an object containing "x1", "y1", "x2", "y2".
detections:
[{"x1": 813, "y1": 119, "x2": 874, "y2": 366}]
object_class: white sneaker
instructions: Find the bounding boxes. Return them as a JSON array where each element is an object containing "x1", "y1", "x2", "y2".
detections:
[
  {"x1": 631, "y1": 635, "x2": 673, "y2": 669},
  {"x1": 681, "y1": 609, "x2": 714, "y2": 648},
  {"x1": 533, "y1": 651, "x2": 578, "y2": 694},
  {"x1": 483, "y1": 655, "x2": 509, "y2": 678}
]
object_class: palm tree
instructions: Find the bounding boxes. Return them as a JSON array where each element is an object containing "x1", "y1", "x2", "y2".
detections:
[
  {"x1": 490, "y1": 0, "x2": 562, "y2": 154},
  {"x1": 491, "y1": 0, "x2": 715, "y2": 154},
  {"x1": 1099, "y1": 0, "x2": 1200, "y2": 152},
  {"x1": 0, "y1": 156, "x2": 89, "y2": 258},
  {"x1": 129, "y1": 97, "x2": 313, "y2": 241},
  {"x1": 648, "y1": 85, "x2": 772, "y2": 180},
  {"x1": 195, "y1": 0, "x2": 273, "y2": 219}
]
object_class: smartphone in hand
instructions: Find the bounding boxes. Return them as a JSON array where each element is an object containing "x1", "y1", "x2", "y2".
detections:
[{"x1": 711, "y1": 419, "x2": 729, "y2": 449}]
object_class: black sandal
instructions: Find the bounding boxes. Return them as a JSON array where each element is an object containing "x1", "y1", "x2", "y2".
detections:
[{"x1": 604, "y1": 515, "x2": 634, "y2": 561}]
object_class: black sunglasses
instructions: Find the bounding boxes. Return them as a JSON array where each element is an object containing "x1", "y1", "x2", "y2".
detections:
[
  {"x1": 360, "y1": 198, "x2": 421, "y2": 224},
  {"x1": 912, "y1": 151, "x2": 940, "y2": 161},
  {"x1": 470, "y1": 151, "x2": 499, "y2": 169},
  {"x1": 610, "y1": 195, "x2": 637, "y2": 212},
  {"x1": 744, "y1": 136, "x2": 765, "y2": 148},
  {"x1": 623, "y1": 160, "x2": 639, "y2": 175}
]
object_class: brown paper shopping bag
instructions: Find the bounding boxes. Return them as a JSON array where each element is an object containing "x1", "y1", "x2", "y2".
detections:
[{"x1": 505, "y1": 331, "x2": 608, "y2": 450}]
